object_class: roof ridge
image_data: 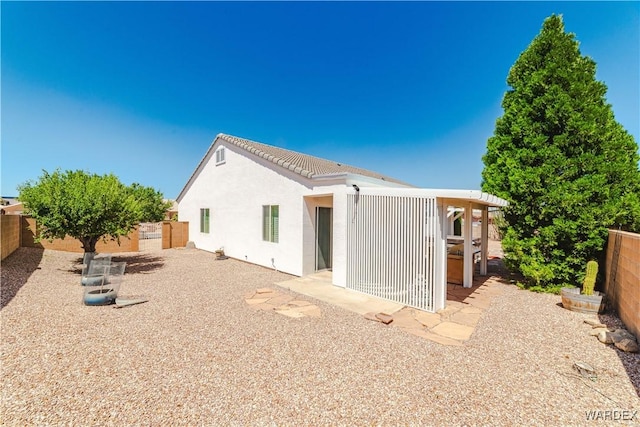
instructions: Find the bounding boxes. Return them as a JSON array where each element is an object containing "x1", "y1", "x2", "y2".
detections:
[
  {"x1": 217, "y1": 133, "x2": 408, "y2": 184},
  {"x1": 176, "y1": 133, "x2": 411, "y2": 202}
]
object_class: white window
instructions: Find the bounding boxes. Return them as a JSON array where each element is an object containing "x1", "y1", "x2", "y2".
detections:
[
  {"x1": 200, "y1": 208, "x2": 210, "y2": 233},
  {"x1": 262, "y1": 205, "x2": 279, "y2": 243},
  {"x1": 215, "y1": 147, "x2": 225, "y2": 165}
]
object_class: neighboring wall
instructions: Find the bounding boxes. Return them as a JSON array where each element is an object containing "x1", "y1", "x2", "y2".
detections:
[
  {"x1": 1, "y1": 215, "x2": 22, "y2": 260},
  {"x1": 21, "y1": 217, "x2": 139, "y2": 253},
  {"x1": 604, "y1": 230, "x2": 640, "y2": 340},
  {"x1": 162, "y1": 221, "x2": 189, "y2": 249}
]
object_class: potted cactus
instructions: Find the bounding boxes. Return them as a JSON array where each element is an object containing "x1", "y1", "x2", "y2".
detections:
[{"x1": 561, "y1": 260, "x2": 606, "y2": 314}]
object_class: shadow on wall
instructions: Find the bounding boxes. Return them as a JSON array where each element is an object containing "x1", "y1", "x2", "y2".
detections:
[
  {"x1": 1, "y1": 247, "x2": 44, "y2": 310},
  {"x1": 69, "y1": 253, "x2": 166, "y2": 276}
]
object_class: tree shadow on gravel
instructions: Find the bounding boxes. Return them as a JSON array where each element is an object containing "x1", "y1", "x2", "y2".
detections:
[
  {"x1": 68, "y1": 253, "x2": 166, "y2": 275},
  {"x1": 112, "y1": 254, "x2": 165, "y2": 274},
  {"x1": 1, "y1": 247, "x2": 44, "y2": 310}
]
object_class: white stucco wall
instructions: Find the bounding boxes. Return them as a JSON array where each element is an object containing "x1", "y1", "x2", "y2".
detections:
[
  {"x1": 179, "y1": 141, "x2": 358, "y2": 280},
  {"x1": 178, "y1": 139, "x2": 414, "y2": 282},
  {"x1": 179, "y1": 142, "x2": 314, "y2": 276}
]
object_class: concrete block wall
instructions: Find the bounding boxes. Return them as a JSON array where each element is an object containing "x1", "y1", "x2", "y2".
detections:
[
  {"x1": 162, "y1": 221, "x2": 189, "y2": 249},
  {"x1": 21, "y1": 217, "x2": 139, "y2": 253},
  {"x1": 1, "y1": 215, "x2": 22, "y2": 260},
  {"x1": 604, "y1": 230, "x2": 640, "y2": 340}
]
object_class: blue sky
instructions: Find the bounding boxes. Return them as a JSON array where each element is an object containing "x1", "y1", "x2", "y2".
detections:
[{"x1": 2, "y1": 1, "x2": 639, "y2": 199}]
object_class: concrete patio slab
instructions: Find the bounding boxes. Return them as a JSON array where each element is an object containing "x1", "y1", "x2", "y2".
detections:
[{"x1": 276, "y1": 273, "x2": 404, "y2": 316}]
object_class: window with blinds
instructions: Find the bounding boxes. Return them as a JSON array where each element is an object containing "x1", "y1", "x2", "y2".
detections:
[{"x1": 262, "y1": 205, "x2": 279, "y2": 243}]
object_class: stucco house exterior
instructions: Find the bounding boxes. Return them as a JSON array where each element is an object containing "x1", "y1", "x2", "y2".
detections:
[{"x1": 177, "y1": 133, "x2": 507, "y2": 312}]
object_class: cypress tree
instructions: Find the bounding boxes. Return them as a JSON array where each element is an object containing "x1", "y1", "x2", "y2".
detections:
[{"x1": 482, "y1": 14, "x2": 640, "y2": 290}]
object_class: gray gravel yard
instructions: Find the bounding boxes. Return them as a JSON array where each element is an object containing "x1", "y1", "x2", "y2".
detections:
[{"x1": 2, "y1": 247, "x2": 639, "y2": 426}]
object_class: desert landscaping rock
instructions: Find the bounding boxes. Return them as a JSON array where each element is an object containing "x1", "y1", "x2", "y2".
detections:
[
  {"x1": 573, "y1": 361, "x2": 597, "y2": 379},
  {"x1": 597, "y1": 330, "x2": 615, "y2": 344},
  {"x1": 363, "y1": 312, "x2": 381, "y2": 322},
  {"x1": 584, "y1": 318, "x2": 608, "y2": 328},
  {"x1": 1, "y1": 247, "x2": 639, "y2": 425},
  {"x1": 589, "y1": 327, "x2": 610, "y2": 336},
  {"x1": 615, "y1": 338, "x2": 639, "y2": 353},
  {"x1": 592, "y1": 327, "x2": 639, "y2": 351},
  {"x1": 611, "y1": 329, "x2": 636, "y2": 344},
  {"x1": 375, "y1": 313, "x2": 394, "y2": 324}
]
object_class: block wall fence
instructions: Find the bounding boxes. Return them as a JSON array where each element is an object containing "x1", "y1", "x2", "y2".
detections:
[
  {"x1": 1, "y1": 216, "x2": 189, "y2": 260},
  {"x1": 604, "y1": 230, "x2": 640, "y2": 340},
  {"x1": 1, "y1": 215, "x2": 21, "y2": 260},
  {"x1": 20, "y1": 217, "x2": 140, "y2": 253},
  {"x1": 162, "y1": 221, "x2": 189, "y2": 249}
]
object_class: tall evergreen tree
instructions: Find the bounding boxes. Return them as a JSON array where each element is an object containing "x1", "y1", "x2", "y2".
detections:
[{"x1": 482, "y1": 14, "x2": 640, "y2": 290}]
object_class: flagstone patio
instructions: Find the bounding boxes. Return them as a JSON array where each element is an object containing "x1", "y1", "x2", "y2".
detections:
[{"x1": 246, "y1": 273, "x2": 507, "y2": 346}]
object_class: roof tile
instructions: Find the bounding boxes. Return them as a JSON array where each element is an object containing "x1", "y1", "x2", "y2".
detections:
[{"x1": 217, "y1": 133, "x2": 408, "y2": 185}]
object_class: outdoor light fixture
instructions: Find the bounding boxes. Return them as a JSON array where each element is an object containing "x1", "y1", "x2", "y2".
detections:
[{"x1": 352, "y1": 184, "x2": 360, "y2": 192}]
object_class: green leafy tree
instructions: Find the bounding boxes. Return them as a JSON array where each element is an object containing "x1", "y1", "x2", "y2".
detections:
[
  {"x1": 128, "y1": 183, "x2": 172, "y2": 223},
  {"x1": 482, "y1": 14, "x2": 640, "y2": 290},
  {"x1": 18, "y1": 169, "x2": 169, "y2": 253}
]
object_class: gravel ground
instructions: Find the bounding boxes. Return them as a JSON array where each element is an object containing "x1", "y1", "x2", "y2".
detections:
[{"x1": 1, "y1": 247, "x2": 639, "y2": 426}]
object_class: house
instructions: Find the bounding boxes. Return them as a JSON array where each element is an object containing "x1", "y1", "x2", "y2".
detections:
[
  {"x1": 0, "y1": 199, "x2": 24, "y2": 215},
  {"x1": 177, "y1": 134, "x2": 507, "y2": 312},
  {"x1": 163, "y1": 199, "x2": 179, "y2": 220}
]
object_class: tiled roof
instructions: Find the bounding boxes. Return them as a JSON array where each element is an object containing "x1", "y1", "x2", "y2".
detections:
[{"x1": 217, "y1": 133, "x2": 409, "y2": 185}]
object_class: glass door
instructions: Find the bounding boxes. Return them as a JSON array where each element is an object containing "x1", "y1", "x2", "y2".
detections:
[{"x1": 315, "y1": 207, "x2": 332, "y2": 270}]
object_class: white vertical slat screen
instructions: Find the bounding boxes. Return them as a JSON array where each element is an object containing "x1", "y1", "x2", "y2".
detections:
[{"x1": 346, "y1": 194, "x2": 439, "y2": 312}]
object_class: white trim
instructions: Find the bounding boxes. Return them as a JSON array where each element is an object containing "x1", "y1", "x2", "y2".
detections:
[{"x1": 349, "y1": 187, "x2": 508, "y2": 207}]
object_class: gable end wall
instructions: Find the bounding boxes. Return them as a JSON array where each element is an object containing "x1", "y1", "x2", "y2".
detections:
[{"x1": 178, "y1": 142, "x2": 312, "y2": 276}]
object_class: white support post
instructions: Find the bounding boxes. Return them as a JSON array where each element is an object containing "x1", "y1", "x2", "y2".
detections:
[
  {"x1": 434, "y1": 200, "x2": 447, "y2": 311},
  {"x1": 463, "y1": 202, "x2": 473, "y2": 288},
  {"x1": 480, "y1": 208, "x2": 488, "y2": 276}
]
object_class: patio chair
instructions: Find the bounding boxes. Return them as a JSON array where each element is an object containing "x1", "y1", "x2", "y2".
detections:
[
  {"x1": 81, "y1": 253, "x2": 111, "y2": 286},
  {"x1": 83, "y1": 261, "x2": 126, "y2": 306}
]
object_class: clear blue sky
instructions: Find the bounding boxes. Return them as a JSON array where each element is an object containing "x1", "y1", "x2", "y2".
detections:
[{"x1": 2, "y1": 1, "x2": 639, "y2": 199}]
